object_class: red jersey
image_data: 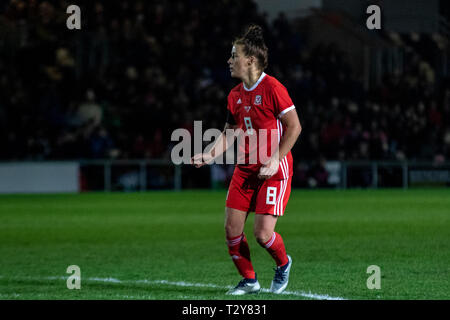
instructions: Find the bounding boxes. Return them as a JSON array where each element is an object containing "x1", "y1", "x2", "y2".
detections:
[{"x1": 227, "y1": 72, "x2": 295, "y2": 180}]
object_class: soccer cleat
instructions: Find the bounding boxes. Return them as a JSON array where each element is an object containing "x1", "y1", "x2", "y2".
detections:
[
  {"x1": 226, "y1": 275, "x2": 261, "y2": 295},
  {"x1": 270, "y1": 255, "x2": 292, "y2": 294}
]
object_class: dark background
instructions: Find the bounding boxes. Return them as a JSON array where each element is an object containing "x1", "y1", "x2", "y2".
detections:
[{"x1": 0, "y1": 0, "x2": 449, "y2": 189}]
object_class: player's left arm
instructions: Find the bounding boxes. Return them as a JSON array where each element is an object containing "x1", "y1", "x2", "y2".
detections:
[
  {"x1": 278, "y1": 108, "x2": 302, "y2": 160},
  {"x1": 258, "y1": 108, "x2": 302, "y2": 179}
]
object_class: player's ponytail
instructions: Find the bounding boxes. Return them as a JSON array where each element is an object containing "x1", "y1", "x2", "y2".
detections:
[
  {"x1": 234, "y1": 24, "x2": 268, "y2": 70},
  {"x1": 243, "y1": 25, "x2": 265, "y2": 48}
]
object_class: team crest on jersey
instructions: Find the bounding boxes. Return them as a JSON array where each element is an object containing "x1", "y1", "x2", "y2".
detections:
[
  {"x1": 237, "y1": 98, "x2": 242, "y2": 104},
  {"x1": 244, "y1": 105, "x2": 251, "y2": 112},
  {"x1": 254, "y1": 95, "x2": 262, "y2": 105}
]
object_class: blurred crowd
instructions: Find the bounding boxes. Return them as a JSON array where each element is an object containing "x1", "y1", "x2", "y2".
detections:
[{"x1": 1, "y1": 0, "x2": 449, "y2": 170}]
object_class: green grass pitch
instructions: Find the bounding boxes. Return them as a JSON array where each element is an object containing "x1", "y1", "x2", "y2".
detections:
[{"x1": 0, "y1": 189, "x2": 449, "y2": 300}]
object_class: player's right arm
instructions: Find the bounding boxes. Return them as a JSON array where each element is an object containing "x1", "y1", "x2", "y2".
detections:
[
  {"x1": 191, "y1": 120, "x2": 239, "y2": 168},
  {"x1": 192, "y1": 91, "x2": 240, "y2": 168}
]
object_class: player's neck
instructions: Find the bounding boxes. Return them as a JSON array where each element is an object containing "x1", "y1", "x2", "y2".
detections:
[{"x1": 242, "y1": 69, "x2": 263, "y2": 90}]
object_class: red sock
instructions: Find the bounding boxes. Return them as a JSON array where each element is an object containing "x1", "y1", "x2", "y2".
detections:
[
  {"x1": 262, "y1": 232, "x2": 289, "y2": 267},
  {"x1": 227, "y1": 233, "x2": 255, "y2": 279}
]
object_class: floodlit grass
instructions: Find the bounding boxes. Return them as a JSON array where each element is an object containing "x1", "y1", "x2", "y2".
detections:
[{"x1": 0, "y1": 189, "x2": 449, "y2": 299}]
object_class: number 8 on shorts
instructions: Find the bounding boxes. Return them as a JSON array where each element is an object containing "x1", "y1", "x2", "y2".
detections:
[{"x1": 266, "y1": 187, "x2": 277, "y2": 205}]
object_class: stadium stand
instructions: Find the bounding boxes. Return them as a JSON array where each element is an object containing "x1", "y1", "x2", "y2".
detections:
[{"x1": 0, "y1": 0, "x2": 449, "y2": 169}]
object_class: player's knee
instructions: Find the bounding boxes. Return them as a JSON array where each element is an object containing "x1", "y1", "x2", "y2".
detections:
[
  {"x1": 224, "y1": 224, "x2": 233, "y2": 238},
  {"x1": 225, "y1": 222, "x2": 241, "y2": 239},
  {"x1": 254, "y1": 229, "x2": 272, "y2": 246}
]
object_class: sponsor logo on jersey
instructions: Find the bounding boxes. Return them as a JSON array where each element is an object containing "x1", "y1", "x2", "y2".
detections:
[
  {"x1": 254, "y1": 95, "x2": 262, "y2": 105},
  {"x1": 237, "y1": 98, "x2": 242, "y2": 104},
  {"x1": 244, "y1": 105, "x2": 251, "y2": 112}
]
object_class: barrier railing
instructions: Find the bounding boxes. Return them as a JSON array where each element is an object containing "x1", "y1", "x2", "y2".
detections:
[
  {"x1": 78, "y1": 159, "x2": 450, "y2": 191},
  {"x1": 338, "y1": 161, "x2": 450, "y2": 189},
  {"x1": 79, "y1": 159, "x2": 182, "y2": 191},
  {"x1": 1, "y1": 160, "x2": 447, "y2": 193}
]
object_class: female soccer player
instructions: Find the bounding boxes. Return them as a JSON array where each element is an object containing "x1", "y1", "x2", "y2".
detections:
[{"x1": 192, "y1": 24, "x2": 302, "y2": 295}]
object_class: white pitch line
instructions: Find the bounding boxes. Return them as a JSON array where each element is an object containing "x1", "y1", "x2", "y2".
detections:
[
  {"x1": 63, "y1": 276, "x2": 346, "y2": 300},
  {"x1": 1, "y1": 275, "x2": 346, "y2": 300},
  {"x1": 0, "y1": 293, "x2": 21, "y2": 298},
  {"x1": 133, "y1": 279, "x2": 345, "y2": 300}
]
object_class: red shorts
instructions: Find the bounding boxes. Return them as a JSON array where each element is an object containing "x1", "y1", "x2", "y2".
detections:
[{"x1": 226, "y1": 167, "x2": 292, "y2": 216}]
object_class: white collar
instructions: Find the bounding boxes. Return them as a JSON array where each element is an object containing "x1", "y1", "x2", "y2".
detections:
[{"x1": 243, "y1": 72, "x2": 266, "y2": 91}]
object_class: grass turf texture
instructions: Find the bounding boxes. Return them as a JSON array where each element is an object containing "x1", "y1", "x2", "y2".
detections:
[{"x1": 0, "y1": 189, "x2": 449, "y2": 300}]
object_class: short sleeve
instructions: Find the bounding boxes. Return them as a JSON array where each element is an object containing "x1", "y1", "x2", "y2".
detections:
[{"x1": 271, "y1": 84, "x2": 295, "y2": 118}]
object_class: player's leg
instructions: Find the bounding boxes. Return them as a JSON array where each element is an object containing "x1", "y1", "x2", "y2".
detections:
[
  {"x1": 253, "y1": 213, "x2": 289, "y2": 268},
  {"x1": 224, "y1": 169, "x2": 260, "y2": 295},
  {"x1": 224, "y1": 207, "x2": 254, "y2": 278},
  {"x1": 224, "y1": 207, "x2": 260, "y2": 295},
  {"x1": 254, "y1": 176, "x2": 293, "y2": 293}
]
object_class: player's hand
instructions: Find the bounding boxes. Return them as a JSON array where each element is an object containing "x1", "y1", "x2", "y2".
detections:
[
  {"x1": 258, "y1": 157, "x2": 279, "y2": 180},
  {"x1": 191, "y1": 153, "x2": 213, "y2": 168}
]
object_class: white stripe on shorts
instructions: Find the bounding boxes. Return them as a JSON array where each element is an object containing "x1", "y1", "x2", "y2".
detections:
[
  {"x1": 276, "y1": 157, "x2": 289, "y2": 216},
  {"x1": 275, "y1": 156, "x2": 288, "y2": 216},
  {"x1": 280, "y1": 158, "x2": 289, "y2": 216}
]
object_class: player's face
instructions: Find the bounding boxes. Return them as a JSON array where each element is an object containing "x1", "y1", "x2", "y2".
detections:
[{"x1": 227, "y1": 45, "x2": 249, "y2": 79}]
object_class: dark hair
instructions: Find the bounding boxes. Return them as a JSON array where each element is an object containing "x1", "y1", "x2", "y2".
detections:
[{"x1": 234, "y1": 24, "x2": 268, "y2": 70}]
